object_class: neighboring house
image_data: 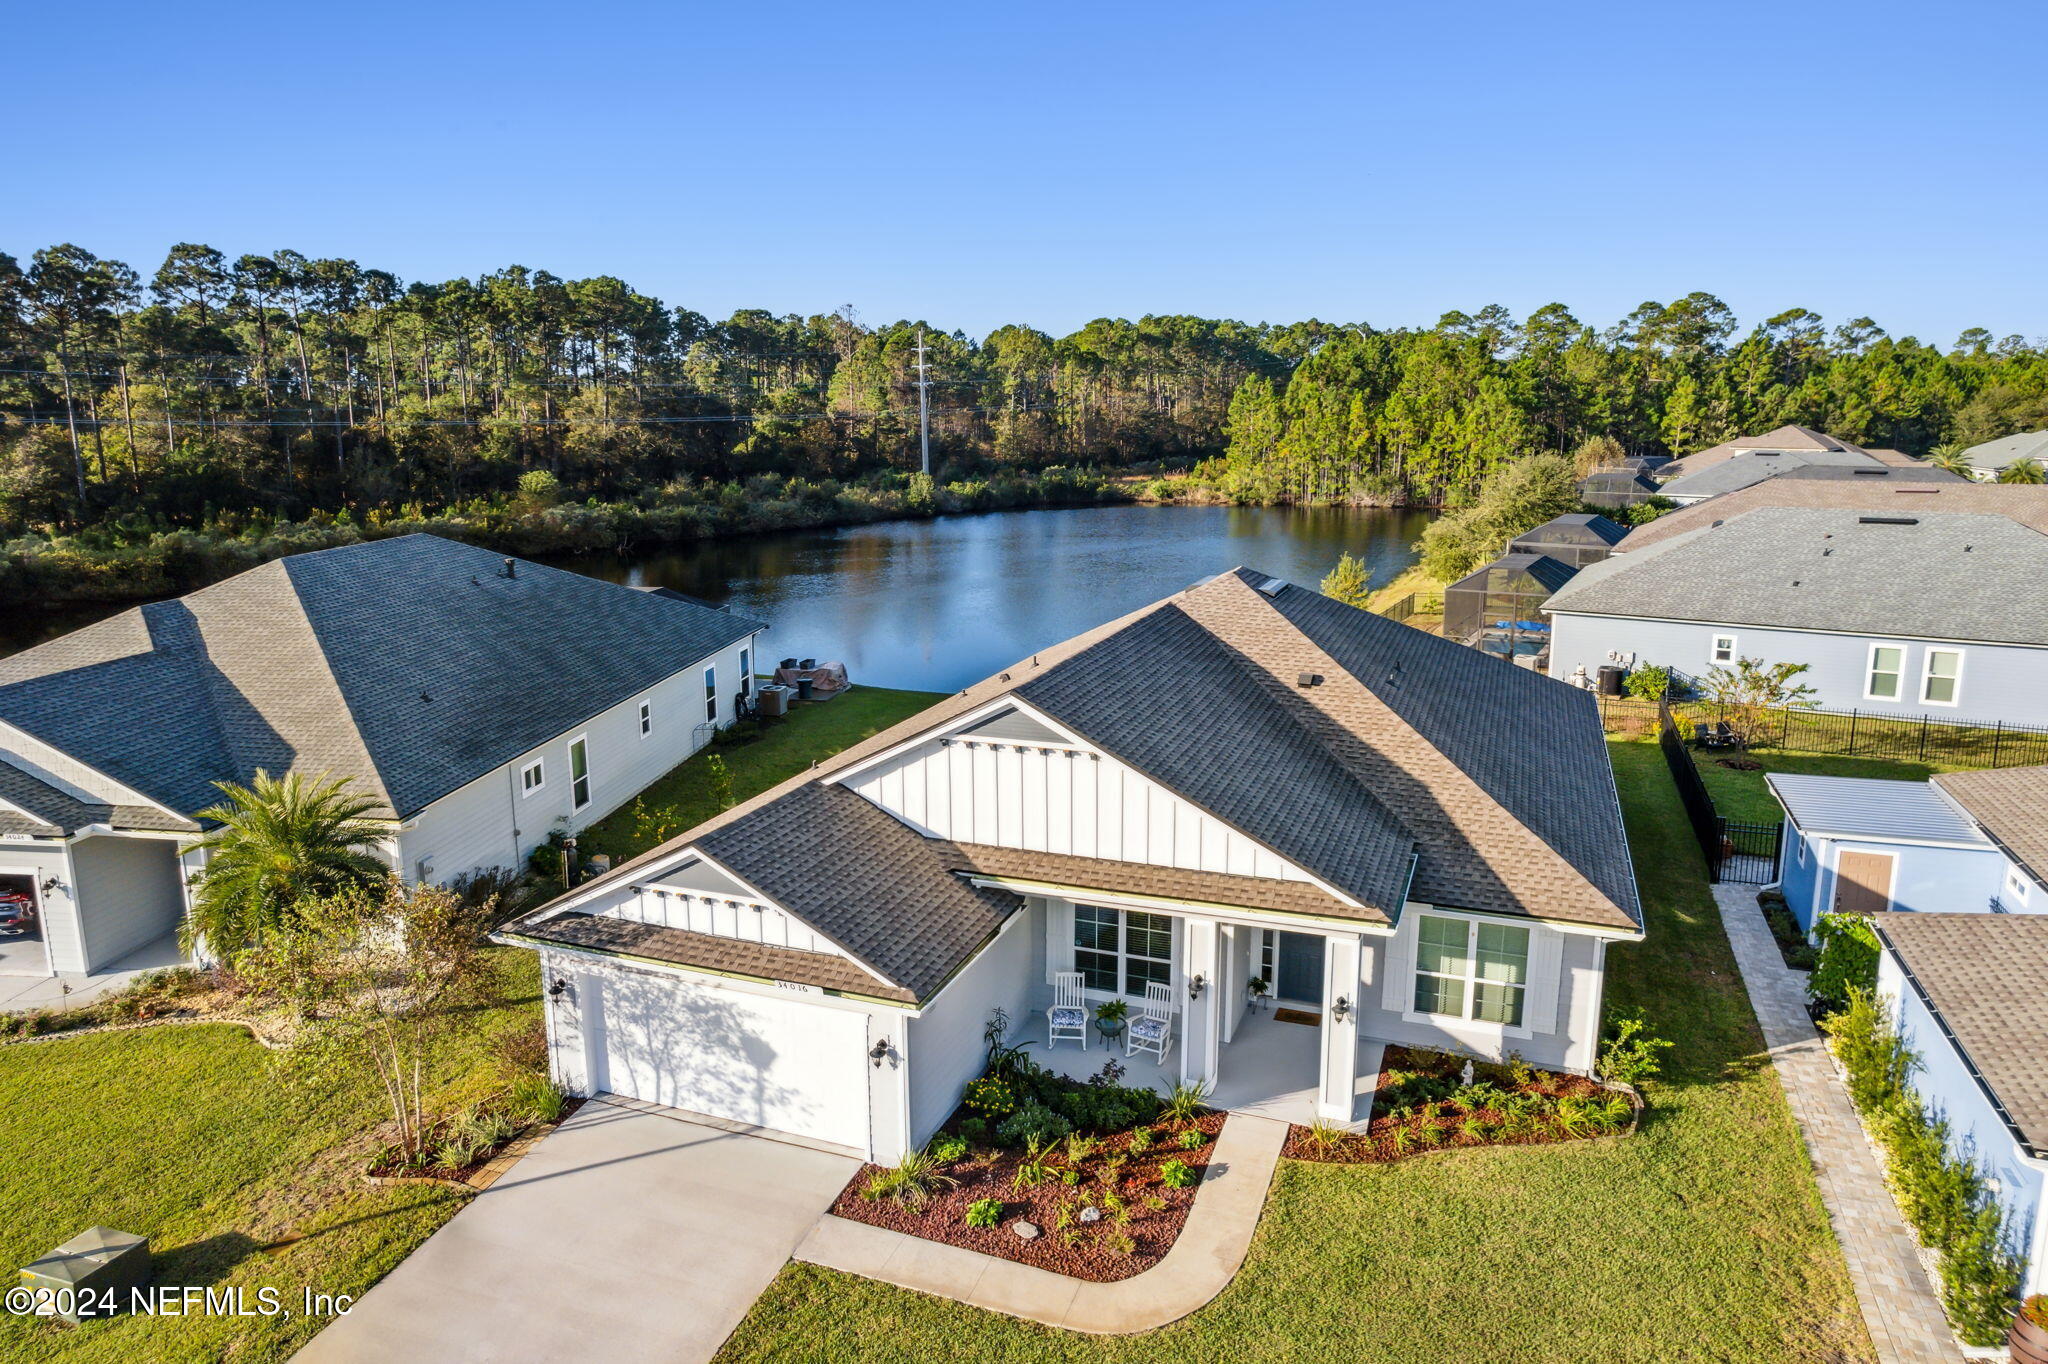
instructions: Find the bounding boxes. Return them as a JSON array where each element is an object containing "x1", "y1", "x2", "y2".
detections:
[
  {"x1": 1613, "y1": 479, "x2": 2048, "y2": 554},
  {"x1": 1578, "y1": 468, "x2": 1661, "y2": 509},
  {"x1": 499, "y1": 568, "x2": 1643, "y2": 1159},
  {"x1": 1657, "y1": 423, "x2": 1883, "y2": 483},
  {"x1": 1507, "y1": 512, "x2": 1628, "y2": 567},
  {"x1": 1932, "y1": 766, "x2": 2048, "y2": 915},
  {"x1": 1959, "y1": 430, "x2": 2048, "y2": 482},
  {"x1": 1658, "y1": 454, "x2": 1958, "y2": 506},
  {"x1": 1545, "y1": 507, "x2": 2048, "y2": 724},
  {"x1": 1871, "y1": 913, "x2": 2048, "y2": 1298},
  {"x1": 0, "y1": 534, "x2": 765, "y2": 982},
  {"x1": 1440, "y1": 552, "x2": 1577, "y2": 668},
  {"x1": 1768, "y1": 774, "x2": 2001, "y2": 932}
]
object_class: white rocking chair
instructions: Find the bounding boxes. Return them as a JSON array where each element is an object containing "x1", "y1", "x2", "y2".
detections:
[
  {"x1": 1127, "y1": 982, "x2": 1174, "y2": 1063},
  {"x1": 1047, "y1": 971, "x2": 1088, "y2": 1050}
]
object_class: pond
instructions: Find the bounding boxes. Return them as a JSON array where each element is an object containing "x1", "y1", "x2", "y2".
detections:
[
  {"x1": 0, "y1": 505, "x2": 1429, "y2": 688},
  {"x1": 555, "y1": 504, "x2": 1428, "y2": 692}
]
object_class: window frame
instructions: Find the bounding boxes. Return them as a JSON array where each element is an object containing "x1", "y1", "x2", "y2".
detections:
[
  {"x1": 738, "y1": 647, "x2": 752, "y2": 694},
  {"x1": 704, "y1": 666, "x2": 718, "y2": 724},
  {"x1": 1071, "y1": 904, "x2": 1174, "y2": 999},
  {"x1": 519, "y1": 759, "x2": 545, "y2": 797},
  {"x1": 1709, "y1": 633, "x2": 1738, "y2": 665},
  {"x1": 2005, "y1": 865, "x2": 2031, "y2": 909},
  {"x1": 1919, "y1": 648, "x2": 1964, "y2": 707},
  {"x1": 568, "y1": 735, "x2": 591, "y2": 811},
  {"x1": 1863, "y1": 641, "x2": 1907, "y2": 702},
  {"x1": 638, "y1": 699, "x2": 653, "y2": 738},
  {"x1": 1409, "y1": 912, "x2": 1531, "y2": 1031}
]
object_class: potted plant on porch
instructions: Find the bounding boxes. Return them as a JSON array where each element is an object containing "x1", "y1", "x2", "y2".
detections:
[
  {"x1": 1247, "y1": 976, "x2": 1270, "y2": 1013},
  {"x1": 2012, "y1": 1294, "x2": 2048, "y2": 1364},
  {"x1": 1093, "y1": 998, "x2": 1129, "y2": 1041}
]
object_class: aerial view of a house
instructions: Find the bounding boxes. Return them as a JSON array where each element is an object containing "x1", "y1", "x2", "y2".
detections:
[
  {"x1": 500, "y1": 568, "x2": 1641, "y2": 1157},
  {"x1": 0, "y1": 534, "x2": 763, "y2": 988},
  {"x1": 1958, "y1": 429, "x2": 2048, "y2": 482}
]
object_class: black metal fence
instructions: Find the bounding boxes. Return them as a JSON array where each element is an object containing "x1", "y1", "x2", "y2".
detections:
[
  {"x1": 1654, "y1": 699, "x2": 1783, "y2": 884},
  {"x1": 1601, "y1": 695, "x2": 2048, "y2": 772},
  {"x1": 1377, "y1": 592, "x2": 1444, "y2": 627}
]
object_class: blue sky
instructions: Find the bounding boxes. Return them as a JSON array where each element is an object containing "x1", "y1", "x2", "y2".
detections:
[{"x1": 8, "y1": 0, "x2": 2043, "y2": 344}]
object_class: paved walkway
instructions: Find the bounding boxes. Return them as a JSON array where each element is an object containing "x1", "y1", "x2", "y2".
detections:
[
  {"x1": 796, "y1": 1111, "x2": 1288, "y2": 1334},
  {"x1": 294, "y1": 1099, "x2": 857, "y2": 1364},
  {"x1": 1713, "y1": 884, "x2": 1960, "y2": 1364}
]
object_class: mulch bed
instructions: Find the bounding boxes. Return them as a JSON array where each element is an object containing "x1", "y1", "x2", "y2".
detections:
[
  {"x1": 364, "y1": 1098, "x2": 584, "y2": 1187},
  {"x1": 1282, "y1": 1045, "x2": 1638, "y2": 1163},
  {"x1": 831, "y1": 1111, "x2": 1223, "y2": 1282}
]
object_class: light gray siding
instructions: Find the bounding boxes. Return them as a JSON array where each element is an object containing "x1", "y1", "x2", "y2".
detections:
[
  {"x1": 0, "y1": 840, "x2": 76, "y2": 974},
  {"x1": 1550, "y1": 613, "x2": 2048, "y2": 726},
  {"x1": 400, "y1": 632, "x2": 761, "y2": 883},
  {"x1": 68, "y1": 834, "x2": 184, "y2": 972},
  {"x1": 907, "y1": 899, "x2": 1041, "y2": 1145}
]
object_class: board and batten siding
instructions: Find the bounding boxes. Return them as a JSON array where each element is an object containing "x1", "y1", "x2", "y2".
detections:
[
  {"x1": 1548, "y1": 613, "x2": 2048, "y2": 726},
  {"x1": 1879, "y1": 950, "x2": 2048, "y2": 1296},
  {"x1": 68, "y1": 835, "x2": 185, "y2": 972},
  {"x1": 399, "y1": 632, "x2": 760, "y2": 883},
  {"x1": 906, "y1": 898, "x2": 1043, "y2": 1145},
  {"x1": 596, "y1": 877, "x2": 848, "y2": 957},
  {"x1": 845, "y1": 735, "x2": 1319, "y2": 883}
]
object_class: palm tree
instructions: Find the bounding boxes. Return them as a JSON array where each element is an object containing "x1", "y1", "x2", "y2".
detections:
[
  {"x1": 181, "y1": 771, "x2": 388, "y2": 956},
  {"x1": 1925, "y1": 443, "x2": 1977, "y2": 478},
  {"x1": 1997, "y1": 456, "x2": 2046, "y2": 485}
]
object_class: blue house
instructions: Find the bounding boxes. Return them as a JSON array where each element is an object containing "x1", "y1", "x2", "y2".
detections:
[{"x1": 1768, "y1": 773, "x2": 2002, "y2": 932}]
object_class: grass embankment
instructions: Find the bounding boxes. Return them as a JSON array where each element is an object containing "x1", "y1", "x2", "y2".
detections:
[
  {"x1": 576, "y1": 686, "x2": 943, "y2": 865},
  {"x1": 713, "y1": 741, "x2": 1871, "y2": 1364},
  {"x1": 0, "y1": 951, "x2": 539, "y2": 1364}
]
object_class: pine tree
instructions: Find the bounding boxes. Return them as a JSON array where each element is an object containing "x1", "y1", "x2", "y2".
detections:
[{"x1": 1319, "y1": 552, "x2": 1374, "y2": 609}]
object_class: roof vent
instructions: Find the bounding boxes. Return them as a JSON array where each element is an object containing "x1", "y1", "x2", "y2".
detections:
[
  {"x1": 502, "y1": 557, "x2": 518, "y2": 579},
  {"x1": 1256, "y1": 576, "x2": 1288, "y2": 597},
  {"x1": 1851, "y1": 468, "x2": 1887, "y2": 476},
  {"x1": 1297, "y1": 672, "x2": 1323, "y2": 688},
  {"x1": 1857, "y1": 516, "x2": 1919, "y2": 525}
]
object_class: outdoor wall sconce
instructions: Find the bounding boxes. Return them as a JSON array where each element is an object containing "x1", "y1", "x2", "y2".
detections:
[
  {"x1": 1187, "y1": 974, "x2": 1207, "y2": 1000},
  {"x1": 547, "y1": 977, "x2": 568, "y2": 999},
  {"x1": 40, "y1": 876, "x2": 63, "y2": 898},
  {"x1": 869, "y1": 1039, "x2": 893, "y2": 1068},
  {"x1": 1332, "y1": 995, "x2": 1352, "y2": 1022}
]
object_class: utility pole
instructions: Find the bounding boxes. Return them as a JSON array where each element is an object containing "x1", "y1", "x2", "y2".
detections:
[{"x1": 914, "y1": 326, "x2": 931, "y2": 476}]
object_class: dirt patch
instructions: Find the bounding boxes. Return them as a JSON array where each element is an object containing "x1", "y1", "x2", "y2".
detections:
[{"x1": 831, "y1": 1112, "x2": 1223, "y2": 1282}]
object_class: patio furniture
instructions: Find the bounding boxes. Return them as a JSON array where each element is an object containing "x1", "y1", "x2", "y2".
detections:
[
  {"x1": 1047, "y1": 972, "x2": 1088, "y2": 1050},
  {"x1": 1127, "y1": 983, "x2": 1173, "y2": 1063}
]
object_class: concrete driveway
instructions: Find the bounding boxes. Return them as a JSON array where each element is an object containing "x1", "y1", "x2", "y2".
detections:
[{"x1": 295, "y1": 1099, "x2": 858, "y2": 1363}]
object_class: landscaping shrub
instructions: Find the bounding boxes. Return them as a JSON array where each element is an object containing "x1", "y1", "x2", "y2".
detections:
[
  {"x1": 508, "y1": 1071, "x2": 567, "y2": 1124},
  {"x1": 995, "y1": 1103, "x2": 1072, "y2": 1148},
  {"x1": 1596, "y1": 1009, "x2": 1672, "y2": 1087},
  {"x1": 1158, "y1": 1159, "x2": 1197, "y2": 1190},
  {"x1": 1756, "y1": 890, "x2": 1818, "y2": 970},
  {"x1": 963, "y1": 1197, "x2": 1003, "y2": 1228},
  {"x1": 929, "y1": 1134, "x2": 970, "y2": 1164},
  {"x1": 1809, "y1": 913, "x2": 1880, "y2": 1015},
  {"x1": 1624, "y1": 664, "x2": 1673, "y2": 702}
]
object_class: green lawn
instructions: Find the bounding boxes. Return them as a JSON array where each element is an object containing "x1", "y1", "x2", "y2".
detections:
[
  {"x1": 0, "y1": 951, "x2": 540, "y2": 1364},
  {"x1": 577, "y1": 685, "x2": 943, "y2": 865},
  {"x1": 1691, "y1": 748, "x2": 1962, "y2": 825},
  {"x1": 713, "y1": 741, "x2": 1872, "y2": 1364}
]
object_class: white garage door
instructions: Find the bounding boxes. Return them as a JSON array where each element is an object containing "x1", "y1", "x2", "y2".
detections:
[{"x1": 588, "y1": 969, "x2": 871, "y2": 1150}]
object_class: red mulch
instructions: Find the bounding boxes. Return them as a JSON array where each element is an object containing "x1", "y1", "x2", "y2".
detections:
[
  {"x1": 1282, "y1": 1045, "x2": 1637, "y2": 1163},
  {"x1": 831, "y1": 1112, "x2": 1224, "y2": 1282}
]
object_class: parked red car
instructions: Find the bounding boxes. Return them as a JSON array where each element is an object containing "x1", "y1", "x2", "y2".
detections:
[{"x1": 0, "y1": 890, "x2": 35, "y2": 935}]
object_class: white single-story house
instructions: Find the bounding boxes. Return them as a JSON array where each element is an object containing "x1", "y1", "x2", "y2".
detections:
[
  {"x1": 0, "y1": 534, "x2": 765, "y2": 985},
  {"x1": 500, "y1": 568, "x2": 1644, "y2": 1161},
  {"x1": 1873, "y1": 913, "x2": 2048, "y2": 1298},
  {"x1": 1546, "y1": 506, "x2": 2048, "y2": 725},
  {"x1": 1957, "y1": 430, "x2": 2048, "y2": 483}
]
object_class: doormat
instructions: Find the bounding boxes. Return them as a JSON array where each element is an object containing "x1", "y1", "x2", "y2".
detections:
[{"x1": 1273, "y1": 1008, "x2": 1320, "y2": 1027}]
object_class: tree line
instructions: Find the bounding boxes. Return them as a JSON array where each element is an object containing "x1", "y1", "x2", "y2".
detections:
[{"x1": 4, "y1": 245, "x2": 2046, "y2": 537}]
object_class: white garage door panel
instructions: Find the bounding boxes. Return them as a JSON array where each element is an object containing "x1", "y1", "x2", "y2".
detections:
[{"x1": 596, "y1": 970, "x2": 869, "y2": 1149}]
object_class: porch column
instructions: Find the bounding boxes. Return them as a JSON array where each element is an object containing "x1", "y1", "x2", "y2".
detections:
[
  {"x1": 1317, "y1": 933, "x2": 1363, "y2": 1122},
  {"x1": 1180, "y1": 917, "x2": 1221, "y2": 1090}
]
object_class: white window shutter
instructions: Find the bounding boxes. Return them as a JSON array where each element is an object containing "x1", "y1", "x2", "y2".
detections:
[
  {"x1": 1047, "y1": 898, "x2": 1073, "y2": 982},
  {"x1": 1523, "y1": 927, "x2": 1566, "y2": 1034},
  {"x1": 1380, "y1": 918, "x2": 1415, "y2": 1013}
]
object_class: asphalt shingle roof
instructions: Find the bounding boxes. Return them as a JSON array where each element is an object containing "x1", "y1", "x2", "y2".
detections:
[
  {"x1": 1872, "y1": 913, "x2": 2048, "y2": 1157},
  {"x1": 1659, "y1": 449, "x2": 1891, "y2": 501},
  {"x1": 1616, "y1": 481, "x2": 2048, "y2": 551},
  {"x1": 1932, "y1": 765, "x2": 2048, "y2": 887},
  {"x1": 1960, "y1": 430, "x2": 2048, "y2": 475},
  {"x1": 0, "y1": 535, "x2": 764, "y2": 820},
  {"x1": 512, "y1": 912, "x2": 916, "y2": 1002},
  {"x1": 1550, "y1": 507, "x2": 2048, "y2": 646}
]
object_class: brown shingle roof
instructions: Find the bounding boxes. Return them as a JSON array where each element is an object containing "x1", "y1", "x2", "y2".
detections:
[
  {"x1": 1932, "y1": 765, "x2": 2048, "y2": 887},
  {"x1": 935, "y1": 842, "x2": 1379, "y2": 922},
  {"x1": 510, "y1": 912, "x2": 916, "y2": 1002},
  {"x1": 1617, "y1": 480, "x2": 2048, "y2": 552},
  {"x1": 1872, "y1": 913, "x2": 2048, "y2": 1156}
]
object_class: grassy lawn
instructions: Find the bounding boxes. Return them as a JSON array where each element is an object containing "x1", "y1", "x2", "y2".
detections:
[
  {"x1": 576, "y1": 685, "x2": 943, "y2": 865},
  {"x1": 0, "y1": 950, "x2": 540, "y2": 1363},
  {"x1": 713, "y1": 740, "x2": 1871, "y2": 1364},
  {"x1": 1692, "y1": 748, "x2": 1963, "y2": 825}
]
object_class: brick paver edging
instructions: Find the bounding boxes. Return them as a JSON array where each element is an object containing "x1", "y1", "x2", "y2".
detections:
[
  {"x1": 1713, "y1": 884, "x2": 1963, "y2": 1364},
  {"x1": 793, "y1": 1110, "x2": 1289, "y2": 1334}
]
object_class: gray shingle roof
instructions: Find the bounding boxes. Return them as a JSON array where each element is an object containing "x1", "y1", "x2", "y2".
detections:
[
  {"x1": 1765, "y1": 773, "x2": 1990, "y2": 845},
  {"x1": 0, "y1": 757, "x2": 199, "y2": 836},
  {"x1": 1872, "y1": 913, "x2": 2048, "y2": 1156},
  {"x1": 1960, "y1": 430, "x2": 2048, "y2": 475},
  {"x1": 1550, "y1": 507, "x2": 2048, "y2": 646},
  {"x1": 1659, "y1": 449, "x2": 1890, "y2": 501},
  {"x1": 511, "y1": 912, "x2": 917, "y2": 1002},
  {"x1": 1772, "y1": 465, "x2": 1963, "y2": 485},
  {"x1": 0, "y1": 535, "x2": 764, "y2": 820},
  {"x1": 1617, "y1": 480, "x2": 2048, "y2": 552},
  {"x1": 1932, "y1": 765, "x2": 2048, "y2": 886}
]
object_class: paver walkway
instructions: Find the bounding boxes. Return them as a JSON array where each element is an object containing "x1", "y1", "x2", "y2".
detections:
[
  {"x1": 294, "y1": 1099, "x2": 856, "y2": 1364},
  {"x1": 1714, "y1": 884, "x2": 1960, "y2": 1364},
  {"x1": 796, "y1": 1111, "x2": 1288, "y2": 1333}
]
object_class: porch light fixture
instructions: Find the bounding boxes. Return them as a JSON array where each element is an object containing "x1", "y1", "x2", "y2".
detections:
[
  {"x1": 1187, "y1": 974, "x2": 1206, "y2": 1001},
  {"x1": 869, "y1": 1039, "x2": 893, "y2": 1068},
  {"x1": 1331, "y1": 995, "x2": 1352, "y2": 1022},
  {"x1": 547, "y1": 977, "x2": 568, "y2": 999},
  {"x1": 40, "y1": 876, "x2": 63, "y2": 897}
]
